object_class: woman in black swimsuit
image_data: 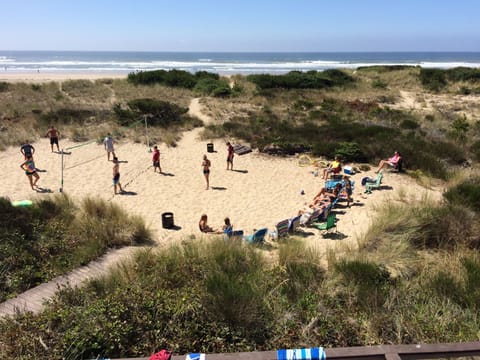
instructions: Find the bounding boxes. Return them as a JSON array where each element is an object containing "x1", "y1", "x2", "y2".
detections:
[{"x1": 202, "y1": 154, "x2": 211, "y2": 190}]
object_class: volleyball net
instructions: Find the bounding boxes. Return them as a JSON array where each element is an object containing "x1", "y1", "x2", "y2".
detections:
[{"x1": 59, "y1": 116, "x2": 153, "y2": 193}]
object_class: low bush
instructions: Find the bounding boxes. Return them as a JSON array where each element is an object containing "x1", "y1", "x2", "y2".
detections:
[
  {"x1": 444, "y1": 177, "x2": 480, "y2": 213},
  {"x1": 247, "y1": 70, "x2": 354, "y2": 90},
  {"x1": 0, "y1": 81, "x2": 9, "y2": 92},
  {"x1": 39, "y1": 108, "x2": 97, "y2": 126},
  {"x1": 0, "y1": 195, "x2": 152, "y2": 302},
  {"x1": 420, "y1": 68, "x2": 447, "y2": 92}
]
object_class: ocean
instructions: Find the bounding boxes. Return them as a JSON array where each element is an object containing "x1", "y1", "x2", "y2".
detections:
[{"x1": 1, "y1": 51, "x2": 480, "y2": 75}]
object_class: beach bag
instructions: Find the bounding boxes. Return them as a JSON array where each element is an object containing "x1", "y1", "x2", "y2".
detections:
[
  {"x1": 361, "y1": 176, "x2": 374, "y2": 186},
  {"x1": 149, "y1": 349, "x2": 172, "y2": 360}
]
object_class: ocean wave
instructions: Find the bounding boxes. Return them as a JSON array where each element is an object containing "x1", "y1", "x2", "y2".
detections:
[{"x1": 3, "y1": 59, "x2": 480, "y2": 74}]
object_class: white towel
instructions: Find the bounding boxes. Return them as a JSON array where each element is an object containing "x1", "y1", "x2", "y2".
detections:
[
  {"x1": 277, "y1": 347, "x2": 326, "y2": 360},
  {"x1": 185, "y1": 353, "x2": 205, "y2": 360}
]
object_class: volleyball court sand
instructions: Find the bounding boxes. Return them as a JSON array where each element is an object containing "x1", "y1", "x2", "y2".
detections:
[{"x1": 2, "y1": 123, "x2": 444, "y2": 258}]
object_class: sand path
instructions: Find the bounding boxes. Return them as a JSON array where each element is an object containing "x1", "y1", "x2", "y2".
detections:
[{"x1": 1, "y1": 98, "x2": 444, "y2": 316}]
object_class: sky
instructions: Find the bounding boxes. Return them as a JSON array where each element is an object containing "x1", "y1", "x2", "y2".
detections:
[{"x1": 2, "y1": 0, "x2": 480, "y2": 52}]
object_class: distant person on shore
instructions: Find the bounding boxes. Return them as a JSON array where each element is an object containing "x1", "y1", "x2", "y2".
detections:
[
  {"x1": 103, "y1": 133, "x2": 116, "y2": 161},
  {"x1": 202, "y1": 154, "x2": 211, "y2": 190},
  {"x1": 199, "y1": 214, "x2": 221, "y2": 234},
  {"x1": 20, "y1": 155, "x2": 39, "y2": 190},
  {"x1": 152, "y1": 145, "x2": 161, "y2": 173},
  {"x1": 20, "y1": 141, "x2": 35, "y2": 160},
  {"x1": 112, "y1": 157, "x2": 123, "y2": 195},
  {"x1": 46, "y1": 125, "x2": 60, "y2": 152},
  {"x1": 375, "y1": 151, "x2": 401, "y2": 173},
  {"x1": 226, "y1": 142, "x2": 234, "y2": 170},
  {"x1": 222, "y1": 217, "x2": 233, "y2": 235}
]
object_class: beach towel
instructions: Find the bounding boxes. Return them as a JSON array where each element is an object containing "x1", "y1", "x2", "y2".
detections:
[
  {"x1": 150, "y1": 349, "x2": 172, "y2": 360},
  {"x1": 233, "y1": 144, "x2": 252, "y2": 155},
  {"x1": 186, "y1": 354, "x2": 206, "y2": 360},
  {"x1": 277, "y1": 347, "x2": 326, "y2": 360}
]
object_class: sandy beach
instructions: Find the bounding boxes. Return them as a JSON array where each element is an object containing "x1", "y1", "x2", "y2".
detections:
[
  {"x1": 0, "y1": 71, "x2": 128, "y2": 83},
  {"x1": 1, "y1": 90, "x2": 444, "y2": 254}
]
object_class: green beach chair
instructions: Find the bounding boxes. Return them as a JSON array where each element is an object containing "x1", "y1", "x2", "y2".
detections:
[{"x1": 365, "y1": 172, "x2": 383, "y2": 194}]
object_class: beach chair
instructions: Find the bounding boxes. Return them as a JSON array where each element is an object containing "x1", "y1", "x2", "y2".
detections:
[
  {"x1": 229, "y1": 230, "x2": 244, "y2": 240},
  {"x1": 312, "y1": 212, "x2": 337, "y2": 234},
  {"x1": 288, "y1": 214, "x2": 301, "y2": 234},
  {"x1": 270, "y1": 219, "x2": 289, "y2": 240},
  {"x1": 299, "y1": 208, "x2": 323, "y2": 227},
  {"x1": 243, "y1": 228, "x2": 268, "y2": 244},
  {"x1": 365, "y1": 172, "x2": 383, "y2": 194}
]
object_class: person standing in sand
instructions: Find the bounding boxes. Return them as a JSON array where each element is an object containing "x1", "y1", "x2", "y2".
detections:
[
  {"x1": 202, "y1": 154, "x2": 211, "y2": 190},
  {"x1": 226, "y1": 142, "x2": 234, "y2": 170},
  {"x1": 20, "y1": 141, "x2": 35, "y2": 160},
  {"x1": 20, "y1": 155, "x2": 39, "y2": 190},
  {"x1": 152, "y1": 145, "x2": 161, "y2": 173},
  {"x1": 103, "y1": 133, "x2": 116, "y2": 161},
  {"x1": 46, "y1": 125, "x2": 60, "y2": 152},
  {"x1": 112, "y1": 157, "x2": 123, "y2": 194}
]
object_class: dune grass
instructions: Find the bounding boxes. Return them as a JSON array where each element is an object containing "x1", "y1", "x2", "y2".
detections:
[{"x1": 0, "y1": 194, "x2": 153, "y2": 302}]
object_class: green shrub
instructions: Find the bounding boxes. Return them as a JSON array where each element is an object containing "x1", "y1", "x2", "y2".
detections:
[
  {"x1": 127, "y1": 69, "x2": 220, "y2": 90},
  {"x1": 334, "y1": 142, "x2": 365, "y2": 162},
  {"x1": 446, "y1": 67, "x2": 480, "y2": 82},
  {"x1": 400, "y1": 119, "x2": 419, "y2": 129},
  {"x1": 0, "y1": 81, "x2": 9, "y2": 92},
  {"x1": 444, "y1": 178, "x2": 480, "y2": 213},
  {"x1": 39, "y1": 108, "x2": 96, "y2": 126},
  {"x1": 247, "y1": 70, "x2": 354, "y2": 90},
  {"x1": 372, "y1": 79, "x2": 388, "y2": 89},
  {"x1": 117, "y1": 98, "x2": 189, "y2": 127},
  {"x1": 292, "y1": 99, "x2": 315, "y2": 111},
  {"x1": 420, "y1": 68, "x2": 447, "y2": 91},
  {"x1": 470, "y1": 140, "x2": 480, "y2": 161}
]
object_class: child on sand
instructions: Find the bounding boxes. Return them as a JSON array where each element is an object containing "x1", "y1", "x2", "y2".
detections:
[
  {"x1": 20, "y1": 155, "x2": 39, "y2": 190},
  {"x1": 152, "y1": 145, "x2": 161, "y2": 173},
  {"x1": 199, "y1": 214, "x2": 222, "y2": 234},
  {"x1": 112, "y1": 157, "x2": 123, "y2": 194}
]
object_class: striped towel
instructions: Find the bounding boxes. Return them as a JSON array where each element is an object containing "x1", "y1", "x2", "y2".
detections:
[
  {"x1": 186, "y1": 354, "x2": 205, "y2": 360},
  {"x1": 277, "y1": 347, "x2": 326, "y2": 360}
]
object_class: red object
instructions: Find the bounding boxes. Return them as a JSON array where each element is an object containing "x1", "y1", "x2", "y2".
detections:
[{"x1": 150, "y1": 349, "x2": 172, "y2": 360}]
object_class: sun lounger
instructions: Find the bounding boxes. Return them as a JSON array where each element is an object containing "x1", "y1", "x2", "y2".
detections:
[
  {"x1": 243, "y1": 228, "x2": 268, "y2": 244},
  {"x1": 270, "y1": 219, "x2": 290, "y2": 240}
]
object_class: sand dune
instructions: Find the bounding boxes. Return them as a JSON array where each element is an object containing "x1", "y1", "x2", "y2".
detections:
[{"x1": 2, "y1": 101, "x2": 444, "y2": 254}]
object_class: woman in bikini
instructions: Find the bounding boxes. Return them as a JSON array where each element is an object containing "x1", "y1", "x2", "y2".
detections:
[
  {"x1": 20, "y1": 155, "x2": 39, "y2": 190},
  {"x1": 202, "y1": 154, "x2": 211, "y2": 190},
  {"x1": 199, "y1": 214, "x2": 221, "y2": 234}
]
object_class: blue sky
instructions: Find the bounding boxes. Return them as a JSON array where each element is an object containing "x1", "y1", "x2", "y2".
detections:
[{"x1": 2, "y1": 0, "x2": 479, "y2": 51}]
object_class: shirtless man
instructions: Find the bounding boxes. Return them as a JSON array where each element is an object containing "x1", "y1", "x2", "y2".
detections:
[
  {"x1": 20, "y1": 141, "x2": 35, "y2": 160},
  {"x1": 112, "y1": 157, "x2": 124, "y2": 194},
  {"x1": 226, "y1": 142, "x2": 234, "y2": 170},
  {"x1": 46, "y1": 125, "x2": 60, "y2": 152}
]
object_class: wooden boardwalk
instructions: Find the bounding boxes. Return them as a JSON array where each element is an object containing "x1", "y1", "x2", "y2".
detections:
[{"x1": 0, "y1": 246, "x2": 139, "y2": 318}]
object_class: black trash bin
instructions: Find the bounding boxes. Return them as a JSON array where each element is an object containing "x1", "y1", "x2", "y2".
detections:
[
  {"x1": 207, "y1": 143, "x2": 214, "y2": 153},
  {"x1": 162, "y1": 212, "x2": 174, "y2": 229}
]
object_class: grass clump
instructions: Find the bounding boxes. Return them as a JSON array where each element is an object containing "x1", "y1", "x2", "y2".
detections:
[
  {"x1": 0, "y1": 195, "x2": 152, "y2": 302},
  {"x1": 443, "y1": 177, "x2": 480, "y2": 213}
]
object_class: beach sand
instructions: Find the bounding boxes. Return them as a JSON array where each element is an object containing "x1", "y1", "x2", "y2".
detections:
[
  {"x1": 0, "y1": 72, "x2": 127, "y2": 83},
  {"x1": 2, "y1": 98, "x2": 444, "y2": 256}
]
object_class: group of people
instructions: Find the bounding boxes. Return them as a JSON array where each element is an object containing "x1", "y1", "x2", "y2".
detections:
[
  {"x1": 19, "y1": 126, "x2": 61, "y2": 190},
  {"x1": 199, "y1": 214, "x2": 232, "y2": 235}
]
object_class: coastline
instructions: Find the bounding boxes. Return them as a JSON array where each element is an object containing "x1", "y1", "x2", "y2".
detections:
[{"x1": 0, "y1": 71, "x2": 128, "y2": 83}]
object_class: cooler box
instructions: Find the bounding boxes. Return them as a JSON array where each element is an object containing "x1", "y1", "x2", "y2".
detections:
[{"x1": 344, "y1": 166, "x2": 353, "y2": 175}]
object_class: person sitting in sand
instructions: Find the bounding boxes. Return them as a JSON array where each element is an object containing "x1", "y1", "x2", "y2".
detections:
[
  {"x1": 375, "y1": 150, "x2": 401, "y2": 173},
  {"x1": 199, "y1": 214, "x2": 222, "y2": 234},
  {"x1": 46, "y1": 125, "x2": 60, "y2": 152},
  {"x1": 222, "y1": 217, "x2": 233, "y2": 235},
  {"x1": 321, "y1": 156, "x2": 341, "y2": 179},
  {"x1": 20, "y1": 155, "x2": 39, "y2": 190}
]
